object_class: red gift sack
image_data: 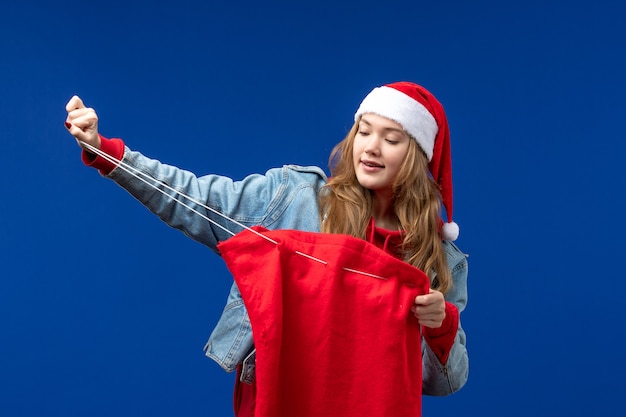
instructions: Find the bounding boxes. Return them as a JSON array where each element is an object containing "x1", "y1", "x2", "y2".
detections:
[{"x1": 218, "y1": 226, "x2": 430, "y2": 417}]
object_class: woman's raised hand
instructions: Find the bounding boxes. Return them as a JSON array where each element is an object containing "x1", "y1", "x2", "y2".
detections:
[{"x1": 65, "y1": 96, "x2": 101, "y2": 150}]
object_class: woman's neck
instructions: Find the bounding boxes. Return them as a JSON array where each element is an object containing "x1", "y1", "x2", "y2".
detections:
[{"x1": 371, "y1": 192, "x2": 398, "y2": 230}]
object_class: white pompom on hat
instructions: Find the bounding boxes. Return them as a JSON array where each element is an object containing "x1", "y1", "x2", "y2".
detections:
[{"x1": 354, "y1": 82, "x2": 459, "y2": 241}]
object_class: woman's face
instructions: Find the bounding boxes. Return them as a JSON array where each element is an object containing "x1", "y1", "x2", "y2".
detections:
[{"x1": 353, "y1": 113, "x2": 411, "y2": 199}]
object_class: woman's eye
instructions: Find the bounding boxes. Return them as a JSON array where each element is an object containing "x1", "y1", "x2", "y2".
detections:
[
  {"x1": 385, "y1": 139, "x2": 399, "y2": 144},
  {"x1": 358, "y1": 130, "x2": 370, "y2": 136}
]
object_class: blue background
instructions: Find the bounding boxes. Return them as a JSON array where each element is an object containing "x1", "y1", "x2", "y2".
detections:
[{"x1": 1, "y1": 0, "x2": 624, "y2": 416}]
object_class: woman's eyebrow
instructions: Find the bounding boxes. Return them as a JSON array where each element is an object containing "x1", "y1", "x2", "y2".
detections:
[{"x1": 360, "y1": 117, "x2": 405, "y2": 134}]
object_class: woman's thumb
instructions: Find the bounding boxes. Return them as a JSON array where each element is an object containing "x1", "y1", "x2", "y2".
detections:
[{"x1": 65, "y1": 95, "x2": 85, "y2": 112}]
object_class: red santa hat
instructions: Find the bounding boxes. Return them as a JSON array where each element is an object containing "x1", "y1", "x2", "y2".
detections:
[{"x1": 354, "y1": 81, "x2": 459, "y2": 241}]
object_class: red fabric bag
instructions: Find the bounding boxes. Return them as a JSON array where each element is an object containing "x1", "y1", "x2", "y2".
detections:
[{"x1": 218, "y1": 226, "x2": 430, "y2": 417}]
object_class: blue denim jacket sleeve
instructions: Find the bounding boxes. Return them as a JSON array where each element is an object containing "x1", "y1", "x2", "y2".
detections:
[
  {"x1": 106, "y1": 148, "x2": 326, "y2": 252},
  {"x1": 421, "y1": 241, "x2": 469, "y2": 395}
]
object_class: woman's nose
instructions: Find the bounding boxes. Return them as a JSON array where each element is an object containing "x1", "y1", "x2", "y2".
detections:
[{"x1": 364, "y1": 136, "x2": 381, "y2": 155}]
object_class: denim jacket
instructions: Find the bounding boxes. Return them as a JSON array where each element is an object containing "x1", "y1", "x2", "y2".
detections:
[{"x1": 105, "y1": 147, "x2": 469, "y2": 396}]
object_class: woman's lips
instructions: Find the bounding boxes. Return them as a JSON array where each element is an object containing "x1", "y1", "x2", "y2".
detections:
[{"x1": 361, "y1": 159, "x2": 384, "y2": 171}]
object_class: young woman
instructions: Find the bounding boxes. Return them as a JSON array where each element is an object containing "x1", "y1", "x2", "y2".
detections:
[{"x1": 64, "y1": 81, "x2": 469, "y2": 417}]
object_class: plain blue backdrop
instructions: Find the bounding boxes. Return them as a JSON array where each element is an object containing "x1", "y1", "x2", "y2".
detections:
[{"x1": 1, "y1": 0, "x2": 624, "y2": 416}]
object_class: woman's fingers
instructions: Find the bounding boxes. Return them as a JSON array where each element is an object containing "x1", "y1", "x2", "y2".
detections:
[{"x1": 64, "y1": 95, "x2": 100, "y2": 149}]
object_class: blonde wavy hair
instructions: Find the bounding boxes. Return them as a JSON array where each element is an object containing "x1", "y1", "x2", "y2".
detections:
[{"x1": 319, "y1": 120, "x2": 452, "y2": 294}]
